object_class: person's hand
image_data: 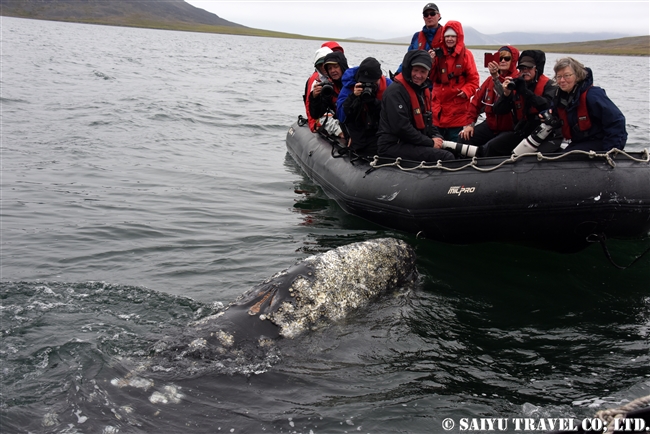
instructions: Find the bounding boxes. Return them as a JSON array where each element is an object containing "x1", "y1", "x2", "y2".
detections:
[
  {"x1": 312, "y1": 83, "x2": 323, "y2": 97},
  {"x1": 353, "y1": 83, "x2": 363, "y2": 97},
  {"x1": 488, "y1": 61, "x2": 499, "y2": 77},
  {"x1": 456, "y1": 90, "x2": 467, "y2": 99},
  {"x1": 432, "y1": 137, "x2": 443, "y2": 148},
  {"x1": 459, "y1": 125, "x2": 474, "y2": 140},
  {"x1": 502, "y1": 76, "x2": 513, "y2": 97},
  {"x1": 428, "y1": 49, "x2": 436, "y2": 59}
]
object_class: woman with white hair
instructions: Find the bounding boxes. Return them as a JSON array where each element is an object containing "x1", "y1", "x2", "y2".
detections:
[{"x1": 552, "y1": 57, "x2": 627, "y2": 152}]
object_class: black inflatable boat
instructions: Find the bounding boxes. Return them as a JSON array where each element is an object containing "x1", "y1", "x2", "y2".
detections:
[{"x1": 286, "y1": 121, "x2": 650, "y2": 253}]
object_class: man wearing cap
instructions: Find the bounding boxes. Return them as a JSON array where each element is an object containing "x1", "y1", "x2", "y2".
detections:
[
  {"x1": 304, "y1": 46, "x2": 333, "y2": 132},
  {"x1": 377, "y1": 50, "x2": 455, "y2": 162},
  {"x1": 394, "y1": 3, "x2": 444, "y2": 75},
  {"x1": 336, "y1": 57, "x2": 392, "y2": 157},
  {"x1": 429, "y1": 20, "x2": 479, "y2": 143},
  {"x1": 410, "y1": 3, "x2": 444, "y2": 57},
  {"x1": 309, "y1": 51, "x2": 350, "y2": 139},
  {"x1": 488, "y1": 49, "x2": 562, "y2": 156}
]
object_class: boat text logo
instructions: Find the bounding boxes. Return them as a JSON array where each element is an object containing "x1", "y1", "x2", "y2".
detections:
[{"x1": 448, "y1": 186, "x2": 476, "y2": 196}]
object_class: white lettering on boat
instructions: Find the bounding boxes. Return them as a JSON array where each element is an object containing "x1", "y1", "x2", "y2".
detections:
[{"x1": 447, "y1": 186, "x2": 476, "y2": 196}]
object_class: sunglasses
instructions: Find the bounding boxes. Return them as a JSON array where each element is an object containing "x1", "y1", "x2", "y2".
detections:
[
  {"x1": 499, "y1": 56, "x2": 512, "y2": 61},
  {"x1": 423, "y1": 11, "x2": 438, "y2": 17}
]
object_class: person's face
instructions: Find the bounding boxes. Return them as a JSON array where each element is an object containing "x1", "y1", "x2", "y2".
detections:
[
  {"x1": 422, "y1": 9, "x2": 440, "y2": 28},
  {"x1": 498, "y1": 52, "x2": 512, "y2": 73},
  {"x1": 519, "y1": 65, "x2": 536, "y2": 82},
  {"x1": 411, "y1": 65, "x2": 429, "y2": 86},
  {"x1": 326, "y1": 63, "x2": 342, "y2": 80},
  {"x1": 444, "y1": 34, "x2": 457, "y2": 49},
  {"x1": 316, "y1": 63, "x2": 327, "y2": 75},
  {"x1": 555, "y1": 66, "x2": 577, "y2": 92}
]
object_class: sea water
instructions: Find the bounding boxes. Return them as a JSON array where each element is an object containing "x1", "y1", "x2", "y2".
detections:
[{"x1": 2, "y1": 17, "x2": 649, "y2": 433}]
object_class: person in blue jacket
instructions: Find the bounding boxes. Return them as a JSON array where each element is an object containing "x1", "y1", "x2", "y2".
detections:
[
  {"x1": 551, "y1": 57, "x2": 627, "y2": 152},
  {"x1": 336, "y1": 57, "x2": 392, "y2": 157},
  {"x1": 394, "y1": 3, "x2": 444, "y2": 75}
]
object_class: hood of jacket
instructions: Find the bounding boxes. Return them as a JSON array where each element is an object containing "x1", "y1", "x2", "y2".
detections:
[
  {"x1": 499, "y1": 45, "x2": 520, "y2": 78},
  {"x1": 519, "y1": 49, "x2": 546, "y2": 79},
  {"x1": 321, "y1": 41, "x2": 344, "y2": 53},
  {"x1": 400, "y1": 50, "x2": 432, "y2": 90},
  {"x1": 442, "y1": 20, "x2": 465, "y2": 56},
  {"x1": 322, "y1": 51, "x2": 349, "y2": 82}
]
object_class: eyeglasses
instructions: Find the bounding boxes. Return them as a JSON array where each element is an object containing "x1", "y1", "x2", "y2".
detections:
[
  {"x1": 423, "y1": 11, "x2": 438, "y2": 17},
  {"x1": 499, "y1": 56, "x2": 512, "y2": 61},
  {"x1": 555, "y1": 73, "x2": 575, "y2": 81}
]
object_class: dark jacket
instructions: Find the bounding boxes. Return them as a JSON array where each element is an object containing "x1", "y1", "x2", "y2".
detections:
[
  {"x1": 337, "y1": 66, "x2": 392, "y2": 156},
  {"x1": 308, "y1": 52, "x2": 349, "y2": 120},
  {"x1": 553, "y1": 67, "x2": 627, "y2": 151},
  {"x1": 378, "y1": 51, "x2": 440, "y2": 148},
  {"x1": 493, "y1": 50, "x2": 560, "y2": 138}
]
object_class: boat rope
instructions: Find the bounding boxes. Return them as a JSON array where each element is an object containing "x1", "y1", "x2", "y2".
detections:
[
  {"x1": 594, "y1": 394, "x2": 650, "y2": 432},
  {"x1": 368, "y1": 148, "x2": 650, "y2": 173},
  {"x1": 587, "y1": 233, "x2": 650, "y2": 269}
]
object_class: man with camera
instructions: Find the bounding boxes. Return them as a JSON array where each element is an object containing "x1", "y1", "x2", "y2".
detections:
[
  {"x1": 486, "y1": 49, "x2": 562, "y2": 156},
  {"x1": 377, "y1": 50, "x2": 455, "y2": 162},
  {"x1": 335, "y1": 57, "x2": 392, "y2": 158},
  {"x1": 308, "y1": 51, "x2": 349, "y2": 139}
]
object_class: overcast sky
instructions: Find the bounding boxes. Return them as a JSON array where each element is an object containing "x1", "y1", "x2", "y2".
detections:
[{"x1": 185, "y1": 1, "x2": 650, "y2": 40}]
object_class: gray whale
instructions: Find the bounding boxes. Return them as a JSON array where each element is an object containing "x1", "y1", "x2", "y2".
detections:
[{"x1": 155, "y1": 237, "x2": 417, "y2": 361}]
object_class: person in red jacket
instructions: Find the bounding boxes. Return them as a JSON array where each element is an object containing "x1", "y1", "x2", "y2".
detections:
[
  {"x1": 457, "y1": 46, "x2": 520, "y2": 154},
  {"x1": 304, "y1": 46, "x2": 333, "y2": 132},
  {"x1": 429, "y1": 21, "x2": 479, "y2": 143}
]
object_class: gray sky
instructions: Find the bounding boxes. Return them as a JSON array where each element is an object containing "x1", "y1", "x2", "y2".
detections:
[{"x1": 185, "y1": 1, "x2": 650, "y2": 40}]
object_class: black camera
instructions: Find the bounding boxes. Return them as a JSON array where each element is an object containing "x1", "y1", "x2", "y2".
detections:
[
  {"x1": 506, "y1": 77, "x2": 526, "y2": 91},
  {"x1": 539, "y1": 109, "x2": 559, "y2": 127},
  {"x1": 320, "y1": 80, "x2": 335, "y2": 99},
  {"x1": 360, "y1": 82, "x2": 378, "y2": 100}
]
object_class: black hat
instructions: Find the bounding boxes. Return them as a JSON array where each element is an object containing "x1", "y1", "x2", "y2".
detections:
[
  {"x1": 356, "y1": 57, "x2": 382, "y2": 82},
  {"x1": 423, "y1": 3, "x2": 439, "y2": 13},
  {"x1": 409, "y1": 51, "x2": 432, "y2": 71},
  {"x1": 518, "y1": 56, "x2": 536, "y2": 68}
]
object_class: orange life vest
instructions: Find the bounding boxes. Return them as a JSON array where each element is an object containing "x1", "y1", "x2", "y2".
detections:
[
  {"x1": 556, "y1": 86, "x2": 593, "y2": 140},
  {"x1": 394, "y1": 73, "x2": 431, "y2": 131},
  {"x1": 417, "y1": 27, "x2": 443, "y2": 51},
  {"x1": 431, "y1": 47, "x2": 466, "y2": 85}
]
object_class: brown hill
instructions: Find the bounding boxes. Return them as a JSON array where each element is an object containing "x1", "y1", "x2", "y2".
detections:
[
  {"x1": 471, "y1": 35, "x2": 650, "y2": 57},
  {"x1": 0, "y1": 0, "x2": 245, "y2": 28}
]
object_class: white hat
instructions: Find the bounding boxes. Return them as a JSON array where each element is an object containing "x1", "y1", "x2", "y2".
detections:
[
  {"x1": 444, "y1": 28, "x2": 457, "y2": 37},
  {"x1": 314, "y1": 47, "x2": 333, "y2": 67}
]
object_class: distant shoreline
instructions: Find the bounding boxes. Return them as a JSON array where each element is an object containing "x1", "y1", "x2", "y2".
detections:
[{"x1": 3, "y1": 15, "x2": 649, "y2": 56}]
